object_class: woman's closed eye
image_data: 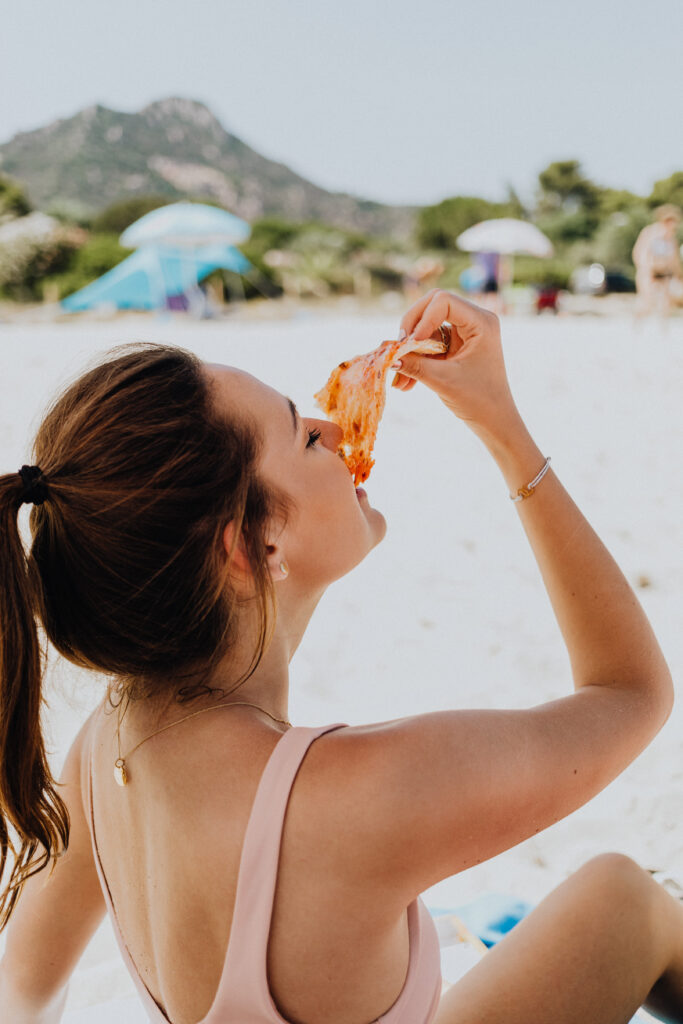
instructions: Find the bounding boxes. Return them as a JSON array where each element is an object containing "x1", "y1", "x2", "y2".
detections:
[{"x1": 306, "y1": 427, "x2": 322, "y2": 448}]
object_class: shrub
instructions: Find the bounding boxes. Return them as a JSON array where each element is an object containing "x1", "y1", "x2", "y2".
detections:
[
  {"x1": 511, "y1": 257, "x2": 573, "y2": 290},
  {"x1": 0, "y1": 175, "x2": 31, "y2": 220},
  {"x1": 240, "y1": 218, "x2": 372, "y2": 298},
  {"x1": 42, "y1": 234, "x2": 131, "y2": 299}
]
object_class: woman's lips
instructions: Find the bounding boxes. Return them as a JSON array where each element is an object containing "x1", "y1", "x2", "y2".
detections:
[{"x1": 355, "y1": 487, "x2": 367, "y2": 501}]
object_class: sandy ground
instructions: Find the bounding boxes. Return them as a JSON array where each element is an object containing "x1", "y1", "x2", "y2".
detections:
[{"x1": 0, "y1": 303, "x2": 681, "y2": 1014}]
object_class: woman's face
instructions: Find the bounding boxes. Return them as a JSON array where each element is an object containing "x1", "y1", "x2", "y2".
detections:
[{"x1": 206, "y1": 364, "x2": 386, "y2": 589}]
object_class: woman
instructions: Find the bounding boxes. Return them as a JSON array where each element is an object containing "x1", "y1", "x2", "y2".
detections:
[
  {"x1": 0, "y1": 290, "x2": 680, "y2": 1024},
  {"x1": 632, "y1": 204, "x2": 682, "y2": 320}
]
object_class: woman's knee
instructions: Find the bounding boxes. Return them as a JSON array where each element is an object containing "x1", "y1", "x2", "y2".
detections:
[{"x1": 574, "y1": 852, "x2": 650, "y2": 904}]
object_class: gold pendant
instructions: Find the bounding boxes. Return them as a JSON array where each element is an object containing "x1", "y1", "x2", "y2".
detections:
[{"x1": 114, "y1": 759, "x2": 128, "y2": 786}]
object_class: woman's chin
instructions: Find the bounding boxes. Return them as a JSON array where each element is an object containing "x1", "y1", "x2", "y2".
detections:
[{"x1": 367, "y1": 505, "x2": 387, "y2": 546}]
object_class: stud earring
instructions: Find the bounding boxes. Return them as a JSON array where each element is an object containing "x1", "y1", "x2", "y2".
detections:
[{"x1": 279, "y1": 560, "x2": 289, "y2": 578}]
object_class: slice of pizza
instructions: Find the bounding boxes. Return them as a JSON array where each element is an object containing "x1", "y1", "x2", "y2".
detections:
[{"x1": 314, "y1": 335, "x2": 447, "y2": 485}]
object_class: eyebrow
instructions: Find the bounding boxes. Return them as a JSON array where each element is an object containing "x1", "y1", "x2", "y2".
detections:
[{"x1": 286, "y1": 397, "x2": 300, "y2": 438}]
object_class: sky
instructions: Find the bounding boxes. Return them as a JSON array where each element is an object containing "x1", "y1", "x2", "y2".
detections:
[{"x1": 1, "y1": 0, "x2": 682, "y2": 207}]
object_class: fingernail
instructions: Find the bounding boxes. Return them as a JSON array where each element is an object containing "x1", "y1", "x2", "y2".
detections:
[
  {"x1": 390, "y1": 359, "x2": 402, "y2": 370},
  {"x1": 397, "y1": 328, "x2": 407, "y2": 341},
  {"x1": 391, "y1": 373, "x2": 400, "y2": 387}
]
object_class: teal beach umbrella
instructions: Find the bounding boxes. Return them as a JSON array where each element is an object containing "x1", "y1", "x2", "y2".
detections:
[{"x1": 120, "y1": 202, "x2": 251, "y2": 248}]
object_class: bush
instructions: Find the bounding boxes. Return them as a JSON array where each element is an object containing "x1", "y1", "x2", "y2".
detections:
[
  {"x1": 242, "y1": 217, "x2": 302, "y2": 258},
  {"x1": 240, "y1": 218, "x2": 373, "y2": 298},
  {"x1": 511, "y1": 257, "x2": 573, "y2": 290},
  {"x1": 0, "y1": 175, "x2": 31, "y2": 220},
  {"x1": 43, "y1": 234, "x2": 131, "y2": 299},
  {"x1": 0, "y1": 233, "x2": 80, "y2": 301},
  {"x1": 45, "y1": 200, "x2": 94, "y2": 229}
]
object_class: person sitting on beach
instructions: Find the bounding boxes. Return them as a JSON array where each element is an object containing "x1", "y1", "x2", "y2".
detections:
[
  {"x1": 1, "y1": 291, "x2": 682, "y2": 1024},
  {"x1": 632, "y1": 204, "x2": 682, "y2": 319}
]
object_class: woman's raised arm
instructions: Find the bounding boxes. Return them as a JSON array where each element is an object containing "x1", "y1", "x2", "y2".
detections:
[
  {"x1": 319, "y1": 291, "x2": 673, "y2": 904},
  {"x1": 395, "y1": 289, "x2": 673, "y2": 721}
]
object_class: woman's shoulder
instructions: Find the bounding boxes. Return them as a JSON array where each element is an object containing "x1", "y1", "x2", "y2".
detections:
[{"x1": 287, "y1": 698, "x2": 652, "y2": 905}]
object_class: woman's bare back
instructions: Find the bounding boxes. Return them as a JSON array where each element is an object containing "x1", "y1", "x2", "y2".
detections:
[{"x1": 84, "y1": 704, "x2": 413, "y2": 1024}]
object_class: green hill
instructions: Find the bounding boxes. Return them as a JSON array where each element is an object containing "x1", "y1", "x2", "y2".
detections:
[{"x1": 0, "y1": 98, "x2": 415, "y2": 237}]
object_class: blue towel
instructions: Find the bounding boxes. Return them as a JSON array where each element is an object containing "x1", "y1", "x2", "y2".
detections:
[{"x1": 429, "y1": 893, "x2": 533, "y2": 947}]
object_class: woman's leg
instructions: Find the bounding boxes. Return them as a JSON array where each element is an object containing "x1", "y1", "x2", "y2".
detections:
[
  {"x1": 635, "y1": 270, "x2": 654, "y2": 318},
  {"x1": 434, "y1": 854, "x2": 683, "y2": 1024}
]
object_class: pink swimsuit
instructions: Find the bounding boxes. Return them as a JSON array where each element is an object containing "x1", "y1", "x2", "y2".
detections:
[{"x1": 87, "y1": 722, "x2": 443, "y2": 1024}]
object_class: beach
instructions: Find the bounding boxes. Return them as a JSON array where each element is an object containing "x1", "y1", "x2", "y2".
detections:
[{"x1": 1, "y1": 304, "x2": 681, "y2": 1013}]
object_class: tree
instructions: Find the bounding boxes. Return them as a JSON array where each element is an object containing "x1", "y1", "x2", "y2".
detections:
[
  {"x1": 417, "y1": 196, "x2": 516, "y2": 250},
  {"x1": 535, "y1": 160, "x2": 602, "y2": 242},
  {"x1": 91, "y1": 195, "x2": 172, "y2": 234},
  {"x1": 648, "y1": 172, "x2": 683, "y2": 210},
  {"x1": 504, "y1": 184, "x2": 527, "y2": 219},
  {"x1": 598, "y1": 189, "x2": 645, "y2": 217},
  {"x1": 591, "y1": 206, "x2": 651, "y2": 271},
  {"x1": 536, "y1": 160, "x2": 600, "y2": 214},
  {"x1": 0, "y1": 175, "x2": 31, "y2": 220}
]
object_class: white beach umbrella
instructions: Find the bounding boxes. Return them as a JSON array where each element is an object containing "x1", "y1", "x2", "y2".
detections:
[{"x1": 456, "y1": 219, "x2": 553, "y2": 257}]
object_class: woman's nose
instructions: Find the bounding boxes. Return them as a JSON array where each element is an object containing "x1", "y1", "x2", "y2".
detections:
[{"x1": 322, "y1": 420, "x2": 344, "y2": 451}]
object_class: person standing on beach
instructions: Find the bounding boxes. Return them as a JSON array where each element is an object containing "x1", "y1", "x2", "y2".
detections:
[
  {"x1": 632, "y1": 204, "x2": 682, "y2": 320},
  {"x1": 0, "y1": 294, "x2": 682, "y2": 1024}
]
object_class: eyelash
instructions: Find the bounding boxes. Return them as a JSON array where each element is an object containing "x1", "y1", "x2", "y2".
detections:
[{"x1": 306, "y1": 427, "x2": 322, "y2": 448}]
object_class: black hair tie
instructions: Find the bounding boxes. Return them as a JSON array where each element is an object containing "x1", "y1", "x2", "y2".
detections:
[{"x1": 19, "y1": 465, "x2": 48, "y2": 506}]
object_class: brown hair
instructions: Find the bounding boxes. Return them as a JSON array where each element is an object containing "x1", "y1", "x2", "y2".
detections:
[
  {"x1": 655, "y1": 203, "x2": 681, "y2": 224},
  {"x1": 0, "y1": 342, "x2": 287, "y2": 929}
]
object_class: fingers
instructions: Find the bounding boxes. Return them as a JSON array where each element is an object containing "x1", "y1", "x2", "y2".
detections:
[
  {"x1": 394, "y1": 352, "x2": 440, "y2": 384},
  {"x1": 391, "y1": 321, "x2": 448, "y2": 392},
  {"x1": 399, "y1": 289, "x2": 494, "y2": 345},
  {"x1": 411, "y1": 291, "x2": 454, "y2": 341},
  {"x1": 391, "y1": 372, "x2": 416, "y2": 391},
  {"x1": 412, "y1": 291, "x2": 480, "y2": 341},
  {"x1": 398, "y1": 288, "x2": 441, "y2": 338}
]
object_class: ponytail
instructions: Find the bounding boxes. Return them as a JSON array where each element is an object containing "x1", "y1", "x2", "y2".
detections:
[
  {"x1": 0, "y1": 473, "x2": 69, "y2": 931},
  {"x1": 0, "y1": 342, "x2": 291, "y2": 929}
]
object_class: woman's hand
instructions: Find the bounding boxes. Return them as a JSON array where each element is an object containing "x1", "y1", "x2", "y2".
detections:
[{"x1": 393, "y1": 289, "x2": 518, "y2": 439}]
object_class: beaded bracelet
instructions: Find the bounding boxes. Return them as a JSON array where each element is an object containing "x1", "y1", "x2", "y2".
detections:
[{"x1": 510, "y1": 456, "x2": 552, "y2": 502}]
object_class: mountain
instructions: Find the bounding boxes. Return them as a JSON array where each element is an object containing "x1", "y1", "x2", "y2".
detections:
[{"x1": 0, "y1": 98, "x2": 415, "y2": 238}]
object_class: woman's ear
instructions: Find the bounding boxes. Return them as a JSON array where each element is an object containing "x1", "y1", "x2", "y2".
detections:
[
  {"x1": 265, "y1": 544, "x2": 289, "y2": 582},
  {"x1": 222, "y1": 523, "x2": 289, "y2": 582},
  {"x1": 221, "y1": 521, "x2": 252, "y2": 578}
]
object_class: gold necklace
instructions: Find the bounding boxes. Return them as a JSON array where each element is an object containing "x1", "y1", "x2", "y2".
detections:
[{"x1": 114, "y1": 696, "x2": 291, "y2": 786}]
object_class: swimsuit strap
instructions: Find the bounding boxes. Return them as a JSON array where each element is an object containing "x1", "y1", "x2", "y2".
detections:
[{"x1": 208, "y1": 723, "x2": 347, "y2": 1021}]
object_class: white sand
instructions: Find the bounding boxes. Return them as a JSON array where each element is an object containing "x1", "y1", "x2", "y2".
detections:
[{"x1": 0, "y1": 305, "x2": 681, "y2": 1013}]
